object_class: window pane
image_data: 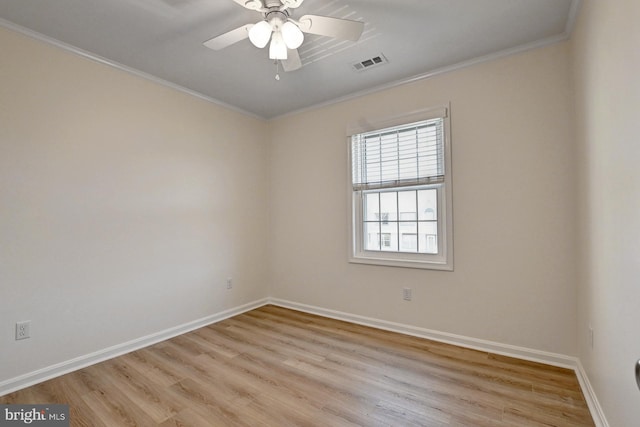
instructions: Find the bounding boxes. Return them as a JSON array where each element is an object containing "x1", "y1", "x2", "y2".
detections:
[
  {"x1": 364, "y1": 222, "x2": 380, "y2": 251},
  {"x1": 380, "y1": 192, "x2": 397, "y2": 221},
  {"x1": 364, "y1": 193, "x2": 379, "y2": 221},
  {"x1": 380, "y1": 221, "x2": 399, "y2": 251},
  {"x1": 360, "y1": 188, "x2": 442, "y2": 255},
  {"x1": 380, "y1": 232, "x2": 392, "y2": 249},
  {"x1": 418, "y1": 189, "x2": 438, "y2": 220},
  {"x1": 401, "y1": 233, "x2": 418, "y2": 252},
  {"x1": 418, "y1": 221, "x2": 438, "y2": 254},
  {"x1": 399, "y1": 219, "x2": 417, "y2": 252},
  {"x1": 398, "y1": 190, "x2": 417, "y2": 221}
]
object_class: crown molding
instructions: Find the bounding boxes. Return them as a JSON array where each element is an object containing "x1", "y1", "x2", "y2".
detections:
[
  {"x1": 0, "y1": 0, "x2": 583, "y2": 123},
  {"x1": 0, "y1": 18, "x2": 264, "y2": 121}
]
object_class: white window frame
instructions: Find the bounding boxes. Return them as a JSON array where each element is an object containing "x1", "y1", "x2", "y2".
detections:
[{"x1": 347, "y1": 105, "x2": 453, "y2": 271}]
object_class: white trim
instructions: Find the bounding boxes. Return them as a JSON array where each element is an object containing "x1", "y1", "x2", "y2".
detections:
[
  {"x1": 1, "y1": 1, "x2": 582, "y2": 122},
  {"x1": 274, "y1": 0, "x2": 582, "y2": 122},
  {"x1": 269, "y1": 297, "x2": 608, "y2": 425},
  {"x1": 0, "y1": 18, "x2": 264, "y2": 121},
  {"x1": 0, "y1": 298, "x2": 269, "y2": 397},
  {"x1": 1, "y1": 295, "x2": 608, "y2": 426},
  {"x1": 348, "y1": 107, "x2": 453, "y2": 271},
  {"x1": 565, "y1": 0, "x2": 582, "y2": 36},
  {"x1": 273, "y1": 32, "x2": 570, "y2": 121},
  {"x1": 274, "y1": 0, "x2": 583, "y2": 121},
  {"x1": 346, "y1": 106, "x2": 448, "y2": 137},
  {"x1": 269, "y1": 298, "x2": 577, "y2": 368},
  {"x1": 348, "y1": 252, "x2": 453, "y2": 271},
  {"x1": 574, "y1": 360, "x2": 610, "y2": 427}
]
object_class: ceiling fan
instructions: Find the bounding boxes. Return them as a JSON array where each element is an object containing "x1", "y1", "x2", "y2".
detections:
[{"x1": 203, "y1": 0, "x2": 365, "y2": 72}]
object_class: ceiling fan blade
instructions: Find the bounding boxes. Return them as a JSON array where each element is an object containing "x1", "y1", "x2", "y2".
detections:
[
  {"x1": 203, "y1": 24, "x2": 253, "y2": 50},
  {"x1": 282, "y1": 48, "x2": 302, "y2": 72},
  {"x1": 231, "y1": 0, "x2": 264, "y2": 11},
  {"x1": 281, "y1": 0, "x2": 304, "y2": 9},
  {"x1": 298, "y1": 15, "x2": 364, "y2": 41}
]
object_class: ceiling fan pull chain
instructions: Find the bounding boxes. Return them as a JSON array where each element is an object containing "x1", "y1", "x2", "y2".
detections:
[{"x1": 275, "y1": 60, "x2": 281, "y2": 81}]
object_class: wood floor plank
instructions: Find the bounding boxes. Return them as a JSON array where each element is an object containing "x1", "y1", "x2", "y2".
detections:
[
  {"x1": 0, "y1": 305, "x2": 595, "y2": 426},
  {"x1": 158, "y1": 408, "x2": 219, "y2": 427},
  {"x1": 96, "y1": 359, "x2": 184, "y2": 423}
]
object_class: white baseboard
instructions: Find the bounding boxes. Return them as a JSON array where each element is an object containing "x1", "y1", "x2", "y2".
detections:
[
  {"x1": 268, "y1": 298, "x2": 577, "y2": 368},
  {"x1": 574, "y1": 360, "x2": 609, "y2": 427},
  {"x1": 0, "y1": 298, "x2": 269, "y2": 397},
  {"x1": 1, "y1": 296, "x2": 608, "y2": 426},
  {"x1": 268, "y1": 298, "x2": 609, "y2": 427}
]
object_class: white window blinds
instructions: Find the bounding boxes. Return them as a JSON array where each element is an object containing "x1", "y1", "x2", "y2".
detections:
[{"x1": 351, "y1": 117, "x2": 445, "y2": 191}]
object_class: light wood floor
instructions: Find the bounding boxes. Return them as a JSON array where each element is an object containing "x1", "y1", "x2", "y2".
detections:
[{"x1": 1, "y1": 305, "x2": 594, "y2": 426}]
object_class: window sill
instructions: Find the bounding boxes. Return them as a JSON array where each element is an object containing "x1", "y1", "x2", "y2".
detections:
[{"x1": 349, "y1": 253, "x2": 453, "y2": 271}]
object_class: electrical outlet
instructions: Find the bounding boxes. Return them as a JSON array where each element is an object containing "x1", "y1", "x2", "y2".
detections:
[
  {"x1": 16, "y1": 321, "x2": 31, "y2": 340},
  {"x1": 589, "y1": 325, "x2": 594, "y2": 349},
  {"x1": 403, "y1": 288, "x2": 412, "y2": 301},
  {"x1": 226, "y1": 278, "x2": 233, "y2": 289}
]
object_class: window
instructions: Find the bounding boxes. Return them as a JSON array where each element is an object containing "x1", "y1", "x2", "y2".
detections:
[{"x1": 348, "y1": 106, "x2": 453, "y2": 270}]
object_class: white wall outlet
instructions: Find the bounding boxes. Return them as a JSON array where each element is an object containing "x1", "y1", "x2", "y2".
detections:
[
  {"x1": 226, "y1": 278, "x2": 233, "y2": 289},
  {"x1": 16, "y1": 321, "x2": 31, "y2": 340},
  {"x1": 589, "y1": 324, "x2": 594, "y2": 349},
  {"x1": 403, "y1": 288, "x2": 412, "y2": 301}
]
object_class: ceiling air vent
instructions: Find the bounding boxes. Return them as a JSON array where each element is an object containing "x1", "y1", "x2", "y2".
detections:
[{"x1": 351, "y1": 54, "x2": 388, "y2": 72}]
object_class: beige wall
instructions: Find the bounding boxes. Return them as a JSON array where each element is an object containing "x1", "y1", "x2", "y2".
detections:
[
  {"x1": 8, "y1": 4, "x2": 639, "y2": 421},
  {"x1": 269, "y1": 42, "x2": 578, "y2": 355},
  {"x1": 572, "y1": 0, "x2": 640, "y2": 424},
  {"x1": 0, "y1": 26, "x2": 270, "y2": 383}
]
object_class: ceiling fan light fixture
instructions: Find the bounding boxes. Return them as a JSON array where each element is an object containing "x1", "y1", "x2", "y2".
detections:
[
  {"x1": 281, "y1": 21, "x2": 304, "y2": 49},
  {"x1": 269, "y1": 31, "x2": 288, "y2": 60},
  {"x1": 248, "y1": 20, "x2": 272, "y2": 48}
]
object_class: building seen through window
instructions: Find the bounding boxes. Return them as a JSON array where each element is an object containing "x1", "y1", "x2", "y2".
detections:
[{"x1": 364, "y1": 188, "x2": 438, "y2": 254}]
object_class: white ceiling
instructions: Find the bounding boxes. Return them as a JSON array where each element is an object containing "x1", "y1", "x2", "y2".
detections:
[{"x1": 0, "y1": 0, "x2": 578, "y2": 119}]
